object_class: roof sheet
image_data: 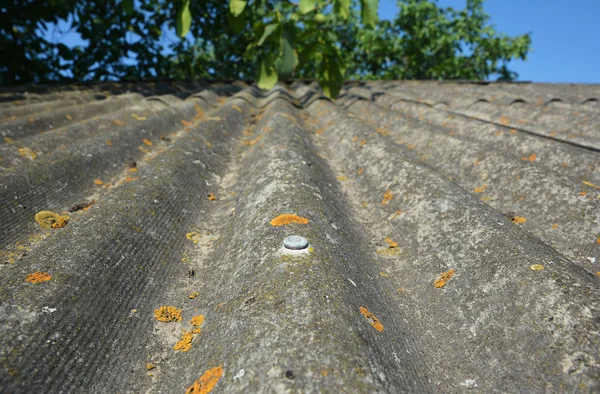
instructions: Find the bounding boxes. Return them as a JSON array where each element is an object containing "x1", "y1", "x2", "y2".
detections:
[{"x1": 0, "y1": 81, "x2": 599, "y2": 393}]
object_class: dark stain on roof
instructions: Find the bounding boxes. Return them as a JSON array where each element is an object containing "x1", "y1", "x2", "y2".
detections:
[{"x1": 0, "y1": 81, "x2": 599, "y2": 393}]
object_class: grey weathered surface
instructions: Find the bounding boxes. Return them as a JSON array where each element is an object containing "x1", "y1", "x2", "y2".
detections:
[{"x1": 0, "y1": 81, "x2": 598, "y2": 393}]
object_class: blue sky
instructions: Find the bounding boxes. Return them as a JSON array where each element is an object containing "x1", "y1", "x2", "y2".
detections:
[
  {"x1": 43, "y1": 0, "x2": 600, "y2": 83},
  {"x1": 378, "y1": 0, "x2": 600, "y2": 83}
]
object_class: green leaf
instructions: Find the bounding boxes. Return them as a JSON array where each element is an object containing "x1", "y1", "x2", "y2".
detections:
[
  {"x1": 257, "y1": 57, "x2": 278, "y2": 90},
  {"x1": 257, "y1": 23, "x2": 279, "y2": 46},
  {"x1": 227, "y1": 8, "x2": 246, "y2": 33},
  {"x1": 122, "y1": 0, "x2": 134, "y2": 15},
  {"x1": 318, "y1": 53, "x2": 344, "y2": 99},
  {"x1": 315, "y1": 13, "x2": 327, "y2": 24},
  {"x1": 360, "y1": 0, "x2": 379, "y2": 29},
  {"x1": 299, "y1": 0, "x2": 316, "y2": 15},
  {"x1": 274, "y1": 26, "x2": 298, "y2": 78},
  {"x1": 333, "y1": 0, "x2": 351, "y2": 20},
  {"x1": 229, "y1": 0, "x2": 247, "y2": 17},
  {"x1": 298, "y1": 41, "x2": 319, "y2": 68},
  {"x1": 176, "y1": 0, "x2": 192, "y2": 38}
]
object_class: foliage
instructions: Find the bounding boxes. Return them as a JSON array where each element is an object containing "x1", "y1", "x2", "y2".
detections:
[{"x1": 0, "y1": 0, "x2": 532, "y2": 98}]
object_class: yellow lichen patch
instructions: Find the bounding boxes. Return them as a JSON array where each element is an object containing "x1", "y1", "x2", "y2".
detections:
[
  {"x1": 270, "y1": 214, "x2": 309, "y2": 226},
  {"x1": 512, "y1": 216, "x2": 527, "y2": 224},
  {"x1": 509, "y1": 129, "x2": 518, "y2": 134},
  {"x1": 499, "y1": 116, "x2": 510, "y2": 125},
  {"x1": 434, "y1": 269, "x2": 455, "y2": 288},
  {"x1": 357, "y1": 168, "x2": 364, "y2": 175},
  {"x1": 28, "y1": 117, "x2": 35, "y2": 122},
  {"x1": 380, "y1": 272, "x2": 390, "y2": 277},
  {"x1": 390, "y1": 210, "x2": 402, "y2": 220},
  {"x1": 139, "y1": 146, "x2": 150, "y2": 154},
  {"x1": 359, "y1": 139, "x2": 367, "y2": 146},
  {"x1": 583, "y1": 181, "x2": 600, "y2": 190},
  {"x1": 189, "y1": 292, "x2": 199, "y2": 299},
  {"x1": 495, "y1": 130, "x2": 503, "y2": 136},
  {"x1": 241, "y1": 129, "x2": 253, "y2": 136},
  {"x1": 551, "y1": 223, "x2": 559, "y2": 229},
  {"x1": 128, "y1": 167, "x2": 138, "y2": 173},
  {"x1": 376, "y1": 127, "x2": 391, "y2": 136},
  {"x1": 4, "y1": 137, "x2": 14, "y2": 143},
  {"x1": 154, "y1": 306, "x2": 182, "y2": 322},
  {"x1": 359, "y1": 306, "x2": 384, "y2": 332},
  {"x1": 381, "y1": 189, "x2": 394, "y2": 205},
  {"x1": 321, "y1": 370, "x2": 328, "y2": 377},
  {"x1": 174, "y1": 330, "x2": 194, "y2": 352},
  {"x1": 407, "y1": 144, "x2": 416, "y2": 150},
  {"x1": 596, "y1": 238, "x2": 600, "y2": 244},
  {"x1": 186, "y1": 232, "x2": 202, "y2": 243},
  {"x1": 114, "y1": 119, "x2": 124, "y2": 126},
  {"x1": 207, "y1": 193, "x2": 217, "y2": 201},
  {"x1": 204, "y1": 141, "x2": 212, "y2": 147},
  {"x1": 231, "y1": 104, "x2": 242, "y2": 113},
  {"x1": 185, "y1": 365, "x2": 223, "y2": 394},
  {"x1": 66, "y1": 114, "x2": 73, "y2": 120},
  {"x1": 579, "y1": 191, "x2": 587, "y2": 196},
  {"x1": 473, "y1": 159, "x2": 480, "y2": 165},
  {"x1": 146, "y1": 363, "x2": 156, "y2": 371},
  {"x1": 530, "y1": 264, "x2": 545, "y2": 271},
  {"x1": 190, "y1": 315, "x2": 204, "y2": 329},
  {"x1": 18, "y1": 147, "x2": 37, "y2": 160},
  {"x1": 94, "y1": 179, "x2": 104, "y2": 185},
  {"x1": 549, "y1": 131, "x2": 558, "y2": 137},
  {"x1": 352, "y1": 136, "x2": 359, "y2": 142},
  {"x1": 243, "y1": 134, "x2": 262, "y2": 146},
  {"x1": 336, "y1": 175, "x2": 348, "y2": 181},
  {"x1": 204, "y1": 116, "x2": 222, "y2": 121},
  {"x1": 106, "y1": 140, "x2": 113, "y2": 146},
  {"x1": 474, "y1": 184, "x2": 488, "y2": 193},
  {"x1": 384, "y1": 238, "x2": 398, "y2": 248},
  {"x1": 26, "y1": 271, "x2": 52, "y2": 284},
  {"x1": 142, "y1": 138, "x2": 153, "y2": 146},
  {"x1": 35, "y1": 211, "x2": 69, "y2": 229},
  {"x1": 521, "y1": 154, "x2": 536, "y2": 162},
  {"x1": 131, "y1": 113, "x2": 147, "y2": 120}
]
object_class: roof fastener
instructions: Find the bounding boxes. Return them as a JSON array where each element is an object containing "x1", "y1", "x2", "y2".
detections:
[{"x1": 283, "y1": 235, "x2": 308, "y2": 250}]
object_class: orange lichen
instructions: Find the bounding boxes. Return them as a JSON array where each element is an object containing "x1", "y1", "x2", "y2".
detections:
[
  {"x1": 243, "y1": 134, "x2": 262, "y2": 146},
  {"x1": 583, "y1": 181, "x2": 600, "y2": 190},
  {"x1": 174, "y1": 330, "x2": 194, "y2": 352},
  {"x1": 269, "y1": 214, "x2": 309, "y2": 226},
  {"x1": 105, "y1": 140, "x2": 113, "y2": 146},
  {"x1": 474, "y1": 184, "x2": 488, "y2": 193},
  {"x1": 231, "y1": 104, "x2": 242, "y2": 113},
  {"x1": 376, "y1": 127, "x2": 391, "y2": 136},
  {"x1": 380, "y1": 272, "x2": 390, "y2": 277},
  {"x1": 381, "y1": 189, "x2": 394, "y2": 205},
  {"x1": 551, "y1": 224, "x2": 559, "y2": 229},
  {"x1": 495, "y1": 130, "x2": 503, "y2": 136},
  {"x1": 190, "y1": 314, "x2": 205, "y2": 334},
  {"x1": 512, "y1": 216, "x2": 527, "y2": 224},
  {"x1": 113, "y1": 119, "x2": 124, "y2": 126},
  {"x1": 154, "y1": 306, "x2": 182, "y2": 322},
  {"x1": 499, "y1": 116, "x2": 510, "y2": 125},
  {"x1": 4, "y1": 137, "x2": 14, "y2": 143},
  {"x1": 536, "y1": 97, "x2": 543, "y2": 106},
  {"x1": 473, "y1": 159, "x2": 480, "y2": 165},
  {"x1": 185, "y1": 365, "x2": 223, "y2": 394},
  {"x1": 509, "y1": 129, "x2": 517, "y2": 134},
  {"x1": 35, "y1": 211, "x2": 69, "y2": 229},
  {"x1": 384, "y1": 238, "x2": 398, "y2": 248},
  {"x1": 26, "y1": 271, "x2": 52, "y2": 284},
  {"x1": 359, "y1": 306, "x2": 384, "y2": 332},
  {"x1": 434, "y1": 269, "x2": 455, "y2": 288},
  {"x1": 18, "y1": 147, "x2": 37, "y2": 160},
  {"x1": 521, "y1": 154, "x2": 536, "y2": 162},
  {"x1": 94, "y1": 179, "x2": 104, "y2": 185},
  {"x1": 352, "y1": 136, "x2": 359, "y2": 142},
  {"x1": 321, "y1": 370, "x2": 328, "y2": 377},
  {"x1": 128, "y1": 167, "x2": 138, "y2": 173},
  {"x1": 579, "y1": 191, "x2": 587, "y2": 197},
  {"x1": 390, "y1": 210, "x2": 402, "y2": 220},
  {"x1": 359, "y1": 139, "x2": 367, "y2": 146},
  {"x1": 142, "y1": 138, "x2": 153, "y2": 146},
  {"x1": 596, "y1": 238, "x2": 600, "y2": 244},
  {"x1": 207, "y1": 193, "x2": 217, "y2": 201},
  {"x1": 146, "y1": 363, "x2": 156, "y2": 371},
  {"x1": 189, "y1": 292, "x2": 199, "y2": 299},
  {"x1": 549, "y1": 131, "x2": 558, "y2": 137},
  {"x1": 517, "y1": 119, "x2": 526, "y2": 124},
  {"x1": 530, "y1": 264, "x2": 545, "y2": 271},
  {"x1": 139, "y1": 146, "x2": 150, "y2": 154},
  {"x1": 66, "y1": 114, "x2": 73, "y2": 120},
  {"x1": 407, "y1": 144, "x2": 416, "y2": 150},
  {"x1": 357, "y1": 168, "x2": 364, "y2": 175}
]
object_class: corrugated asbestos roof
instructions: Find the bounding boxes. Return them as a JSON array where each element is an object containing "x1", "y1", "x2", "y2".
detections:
[{"x1": 0, "y1": 80, "x2": 599, "y2": 393}]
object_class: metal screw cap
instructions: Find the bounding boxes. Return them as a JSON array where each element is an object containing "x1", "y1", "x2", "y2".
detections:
[{"x1": 283, "y1": 235, "x2": 308, "y2": 250}]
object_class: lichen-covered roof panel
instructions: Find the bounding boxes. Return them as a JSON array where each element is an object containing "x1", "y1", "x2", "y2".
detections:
[{"x1": 0, "y1": 81, "x2": 598, "y2": 393}]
